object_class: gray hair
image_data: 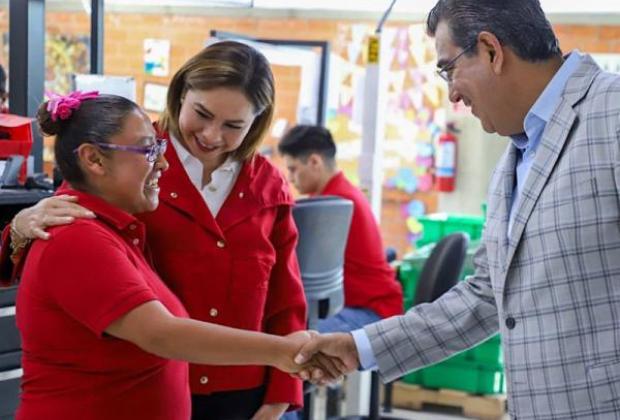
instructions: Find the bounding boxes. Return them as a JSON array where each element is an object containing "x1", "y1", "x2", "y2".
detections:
[{"x1": 426, "y1": 0, "x2": 561, "y2": 61}]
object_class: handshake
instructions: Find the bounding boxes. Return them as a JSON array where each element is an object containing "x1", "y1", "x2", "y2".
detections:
[{"x1": 277, "y1": 331, "x2": 362, "y2": 384}]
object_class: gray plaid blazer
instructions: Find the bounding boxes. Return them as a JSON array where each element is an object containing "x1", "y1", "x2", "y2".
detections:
[{"x1": 365, "y1": 54, "x2": 620, "y2": 419}]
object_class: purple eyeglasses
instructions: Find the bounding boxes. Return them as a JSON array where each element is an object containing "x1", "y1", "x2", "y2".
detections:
[{"x1": 76, "y1": 138, "x2": 168, "y2": 163}]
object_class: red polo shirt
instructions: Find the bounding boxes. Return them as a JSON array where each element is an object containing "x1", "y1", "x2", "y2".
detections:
[
  {"x1": 16, "y1": 187, "x2": 190, "y2": 420},
  {"x1": 320, "y1": 172, "x2": 403, "y2": 318}
]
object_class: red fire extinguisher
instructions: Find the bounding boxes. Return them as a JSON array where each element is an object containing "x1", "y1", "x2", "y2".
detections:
[{"x1": 435, "y1": 123, "x2": 458, "y2": 192}]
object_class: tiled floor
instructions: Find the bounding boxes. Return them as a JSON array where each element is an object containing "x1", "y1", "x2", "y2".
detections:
[
  {"x1": 310, "y1": 383, "x2": 510, "y2": 420},
  {"x1": 369, "y1": 407, "x2": 472, "y2": 419},
  {"x1": 321, "y1": 407, "x2": 510, "y2": 419},
  {"x1": 374, "y1": 407, "x2": 510, "y2": 419}
]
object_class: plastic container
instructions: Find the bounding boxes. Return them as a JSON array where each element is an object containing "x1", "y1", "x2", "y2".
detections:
[
  {"x1": 421, "y1": 363, "x2": 477, "y2": 392},
  {"x1": 469, "y1": 335, "x2": 503, "y2": 368},
  {"x1": 418, "y1": 361, "x2": 506, "y2": 395},
  {"x1": 401, "y1": 369, "x2": 423, "y2": 385},
  {"x1": 416, "y1": 213, "x2": 485, "y2": 247},
  {"x1": 443, "y1": 350, "x2": 470, "y2": 364},
  {"x1": 403, "y1": 296, "x2": 413, "y2": 311}
]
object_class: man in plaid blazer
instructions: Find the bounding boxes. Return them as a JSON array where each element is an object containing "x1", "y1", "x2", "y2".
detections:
[{"x1": 295, "y1": 1, "x2": 620, "y2": 418}]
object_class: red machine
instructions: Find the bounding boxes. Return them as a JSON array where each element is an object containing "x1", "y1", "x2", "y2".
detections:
[{"x1": 0, "y1": 114, "x2": 33, "y2": 185}]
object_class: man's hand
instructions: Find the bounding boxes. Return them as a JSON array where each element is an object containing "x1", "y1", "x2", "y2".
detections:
[
  {"x1": 13, "y1": 195, "x2": 95, "y2": 240},
  {"x1": 250, "y1": 403, "x2": 289, "y2": 420},
  {"x1": 293, "y1": 332, "x2": 360, "y2": 385}
]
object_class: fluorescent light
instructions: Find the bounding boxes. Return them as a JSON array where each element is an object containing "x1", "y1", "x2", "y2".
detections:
[
  {"x1": 45, "y1": 0, "x2": 620, "y2": 14},
  {"x1": 80, "y1": 0, "x2": 91, "y2": 14},
  {"x1": 253, "y1": 0, "x2": 620, "y2": 14},
  {"x1": 106, "y1": 0, "x2": 252, "y2": 7},
  {"x1": 541, "y1": 0, "x2": 620, "y2": 13},
  {"x1": 253, "y1": 0, "x2": 436, "y2": 13}
]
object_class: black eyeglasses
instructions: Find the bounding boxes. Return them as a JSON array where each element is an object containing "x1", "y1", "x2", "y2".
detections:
[
  {"x1": 436, "y1": 41, "x2": 477, "y2": 83},
  {"x1": 75, "y1": 138, "x2": 168, "y2": 163}
]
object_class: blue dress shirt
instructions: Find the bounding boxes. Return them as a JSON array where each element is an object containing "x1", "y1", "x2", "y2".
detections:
[{"x1": 507, "y1": 51, "x2": 581, "y2": 234}]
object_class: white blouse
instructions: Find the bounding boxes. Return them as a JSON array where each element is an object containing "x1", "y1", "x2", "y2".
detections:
[{"x1": 170, "y1": 135, "x2": 241, "y2": 217}]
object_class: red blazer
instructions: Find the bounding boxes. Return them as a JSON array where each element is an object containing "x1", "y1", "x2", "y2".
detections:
[
  {"x1": 320, "y1": 172, "x2": 403, "y2": 319},
  {"x1": 138, "y1": 135, "x2": 306, "y2": 408}
]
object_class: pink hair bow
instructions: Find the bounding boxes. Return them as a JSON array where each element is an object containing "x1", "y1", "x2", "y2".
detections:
[{"x1": 45, "y1": 90, "x2": 100, "y2": 122}]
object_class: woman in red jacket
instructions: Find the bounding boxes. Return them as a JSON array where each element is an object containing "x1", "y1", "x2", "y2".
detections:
[
  {"x1": 8, "y1": 41, "x2": 307, "y2": 420},
  {"x1": 16, "y1": 92, "x2": 314, "y2": 420}
]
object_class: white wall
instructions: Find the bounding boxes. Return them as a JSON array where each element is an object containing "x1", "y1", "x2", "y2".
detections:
[{"x1": 437, "y1": 114, "x2": 508, "y2": 215}]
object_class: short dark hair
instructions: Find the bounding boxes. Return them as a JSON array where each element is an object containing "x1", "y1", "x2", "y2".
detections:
[
  {"x1": 159, "y1": 41, "x2": 275, "y2": 162},
  {"x1": 37, "y1": 94, "x2": 141, "y2": 185},
  {"x1": 278, "y1": 125, "x2": 336, "y2": 163},
  {"x1": 426, "y1": 0, "x2": 561, "y2": 62}
]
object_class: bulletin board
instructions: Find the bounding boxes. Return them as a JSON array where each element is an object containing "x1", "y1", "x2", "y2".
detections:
[{"x1": 72, "y1": 74, "x2": 137, "y2": 101}]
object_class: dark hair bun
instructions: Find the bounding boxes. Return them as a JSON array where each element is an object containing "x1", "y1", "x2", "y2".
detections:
[{"x1": 36, "y1": 101, "x2": 63, "y2": 136}]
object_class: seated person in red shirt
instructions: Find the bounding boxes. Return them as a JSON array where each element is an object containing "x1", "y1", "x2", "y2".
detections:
[
  {"x1": 13, "y1": 92, "x2": 331, "y2": 420},
  {"x1": 278, "y1": 125, "x2": 403, "y2": 333}
]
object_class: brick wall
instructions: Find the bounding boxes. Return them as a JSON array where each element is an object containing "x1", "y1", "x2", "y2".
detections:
[
  {"x1": 555, "y1": 24, "x2": 620, "y2": 53},
  {"x1": 1, "y1": 9, "x2": 619, "y2": 257},
  {"x1": 40, "y1": 11, "x2": 428, "y2": 256}
]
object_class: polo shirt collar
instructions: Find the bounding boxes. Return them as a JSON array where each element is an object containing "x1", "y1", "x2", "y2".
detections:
[
  {"x1": 55, "y1": 185, "x2": 143, "y2": 233},
  {"x1": 319, "y1": 171, "x2": 346, "y2": 195}
]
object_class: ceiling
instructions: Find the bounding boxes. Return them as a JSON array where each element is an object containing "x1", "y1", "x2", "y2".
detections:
[{"x1": 100, "y1": 0, "x2": 620, "y2": 14}]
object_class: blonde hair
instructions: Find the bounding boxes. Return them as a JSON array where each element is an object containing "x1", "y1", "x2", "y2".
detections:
[{"x1": 159, "y1": 41, "x2": 275, "y2": 161}]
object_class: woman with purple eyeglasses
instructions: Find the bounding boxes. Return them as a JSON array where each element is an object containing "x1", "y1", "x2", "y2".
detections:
[{"x1": 12, "y1": 92, "x2": 321, "y2": 420}]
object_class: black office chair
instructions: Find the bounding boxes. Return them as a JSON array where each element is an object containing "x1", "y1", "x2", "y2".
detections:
[
  {"x1": 335, "y1": 247, "x2": 399, "y2": 420},
  {"x1": 292, "y1": 196, "x2": 354, "y2": 419},
  {"x1": 344, "y1": 233, "x2": 469, "y2": 419},
  {"x1": 381, "y1": 232, "x2": 470, "y2": 416},
  {"x1": 365, "y1": 247, "x2": 400, "y2": 420}
]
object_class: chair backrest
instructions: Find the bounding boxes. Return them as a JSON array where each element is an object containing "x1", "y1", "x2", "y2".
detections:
[
  {"x1": 413, "y1": 232, "x2": 469, "y2": 305},
  {"x1": 292, "y1": 196, "x2": 353, "y2": 329}
]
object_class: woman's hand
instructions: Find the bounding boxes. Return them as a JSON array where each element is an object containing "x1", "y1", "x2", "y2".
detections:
[
  {"x1": 274, "y1": 330, "x2": 314, "y2": 373},
  {"x1": 13, "y1": 195, "x2": 95, "y2": 240},
  {"x1": 276, "y1": 331, "x2": 349, "y2": 383}
]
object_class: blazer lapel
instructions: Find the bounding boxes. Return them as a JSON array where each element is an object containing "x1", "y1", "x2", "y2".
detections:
[
  {"x1": 503, "y1": 54, "x2": 600, "y2": 271},
  {"x1": 215, "y1": 156, "x2": 294, "y2": 231},
  {"x1": 504, "y1": 102, "x2": 577, "y2": 268},
  {"x1": 496, "y1": 146, "x2": 518, "y2": 267}
]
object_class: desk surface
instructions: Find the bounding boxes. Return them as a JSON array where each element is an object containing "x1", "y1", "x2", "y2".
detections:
[{"x1": 0, "y1": 189, "x2": 52, "y2": 206}]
